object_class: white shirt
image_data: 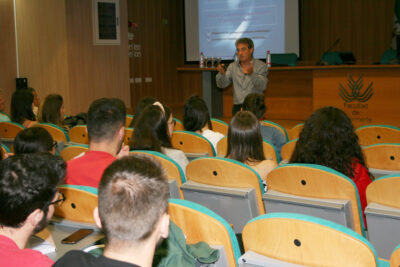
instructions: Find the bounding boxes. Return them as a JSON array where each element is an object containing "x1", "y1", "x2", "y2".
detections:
[
  {"x1": 201, "y1": 129, "x2": 224, "y2": 152},
  {"x1": 162, "y1": 147, "x2": 189, "y2": 173}
]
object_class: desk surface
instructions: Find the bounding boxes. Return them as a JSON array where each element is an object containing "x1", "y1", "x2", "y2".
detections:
[
  {"x1": 28, "y1": 222, "x2": 104, "y2": 261},
  {"x1": 177, "y1": 64, "x2": 400, "y2": 72}
]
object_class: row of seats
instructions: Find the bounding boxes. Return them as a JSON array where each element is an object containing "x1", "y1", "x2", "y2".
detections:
[
  {"x1": 281, "y1": 139, "x2": 400, "y2": 177},
  {"x1": 2, "y1": 119, "x2": 400, "y2": 147},
  {"x1": 122, "y1": 153, "x2": 400, "y2": 261},
  {"x1": 4, "y1": 120, "x2": 398, "y2": 163},
  {"x1": 69, "y1": 123, "x2": 400, "y2": 169},
  {"x1": 254, "y1": 122, "x2": 400, "y2": 146},
  {"x1": 53, "y1": 184, "x2": 397, "y2": 266}
]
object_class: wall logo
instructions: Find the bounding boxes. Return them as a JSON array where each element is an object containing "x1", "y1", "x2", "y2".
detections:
[{"x1": 338, "y1": 74, "x2": 373, "y2": 103}]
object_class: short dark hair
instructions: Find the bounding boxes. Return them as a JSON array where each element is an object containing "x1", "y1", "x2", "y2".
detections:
[
  {"x1": 130, "y1": 105, "x2": 172, "y2": 152},
  {"x1": 87, "y1": 98, "x2": 126, "y2": 142},
  {"x1": 183, "y1": 96, "x2": 212, "y2": 132},
  {"x1": 242, "y1": 93, "x2": 266, "y2": 120},
  {"x1": 14, "y1": 127, "x2": 54, "y2": 154},
  {"x1": 227, "y1": 111, "x2": 265, "y2": 163},
  {"x1": 130, "y1": 97, "x2": 157, "y2": 128},
  {"x1": 40, "y1": 94, "x2": 63, "y2": 125},
  {"x1": 98, "y1": 154, "x2": 169, "y2": 244},
  {"x1": 11, "y1": 89, "x2": 36, "y2": 124},
  {"x1": 235, "y1": 38, "x2": 254, "y2": 50},
  {"x1": 0, "y1": 153, "x2": 66, "y2": 227}
]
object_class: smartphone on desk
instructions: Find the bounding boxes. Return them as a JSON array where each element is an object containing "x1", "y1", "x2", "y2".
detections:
[{"x1": 61, "y1": 228, "x2": 93, "y2": 244}]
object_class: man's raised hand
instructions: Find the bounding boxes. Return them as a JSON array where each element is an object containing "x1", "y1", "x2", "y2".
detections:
[{"x1": 217, "y1": 63, "x2": 226, "y2": 74}]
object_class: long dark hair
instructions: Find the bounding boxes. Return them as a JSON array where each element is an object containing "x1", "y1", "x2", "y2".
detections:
[
  {"x1": 290, "y1": 106, "x2": 367, "y2": 178},
  {"x1": 130, "y1": 97, "x2": 157, "y2": 128},
  {"x1": 40, "y1": 94, "x2": 63, "y2": 126},
  {"x1": 242, "y1": 93, "x2": 266, "y2": 120},
  {"x1": 183, "y1": 96, "x2": 212, "y2": 131},
  {"x1": 11, "y1": 89, "x2": 36, "y2": 124},
  {"x1": 226, "y1": 111, "x2": 265, "y2": 163},
  {"x1": 129, "y1": 105, "x2": 172, "y2": 152}
]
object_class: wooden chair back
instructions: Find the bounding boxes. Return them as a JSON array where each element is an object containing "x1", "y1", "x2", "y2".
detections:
[
  {"x1": 60, "y1": 145, "x2": 88, "y2": 161},
  {"x1": 281, "y1": 139, "x2": 298, "y2": 162},
  {"x1": 186, "y1": 157, "x2": 265, "y2": 214},
  {"x1": 130, "y1": 150, "x2": 186, "y2": 198},
  {"x1": 391, "y1": 244, "x2": 400, "y2": 267},
  {"x1": 124, "y1": 127, "x2": 134, "y2": 145},
  {"x1": 169, "y1": 199, "x2": 241, "y2": 267},
  {"x1": 171, "y1": 131, "x2": 216, "y2": 156},
  {"x1": 216, "y1": 137, "x2": 278, "y2": 164},
  {"x1": 0, "y1": 122, "x2": 25, "y2": 138},
  {"x1": 0, "y1": 111, "x2": 10, "y2": 119},
  {"x1": 288, "y1": 123, "x2": 304, "y2": 141},
  {"x1": 267, "y1": 164, "x2": 365, "y2": 236},
  {"x1": 261, "y1": 120, "x2": 289, "y2": 142},
  {"x1": 173, "y1": 118, "x2": 184, "y2": 131},
  {"x1": 69, "y1": 125, "x2": 89, "y2": 144},
  {"x1": 1, "y1": 143, "x2": 10, "y2": 154},
  {"x1": 54, "y1": 185, "x2": 98, "y2": 224},
  {"x1": 125, "y1": 114, "x2": 133, "y2": 127},
  {"x1": 242, "y1": 213, "x2": 378, "y2": 267},
  {"x1": 35, "y1": 123, "x2": 69, "y2": 142},
  {"x1": 216, "y1": 137, "x2": 228, "y2": 157},
  {"x1": 366, "y1": 175, "x2": 400, "y2": 209},
  {"x1": 363, "y1": 144, "x2": 400, "y2": 171},
  {"x1": 356, "y1": 125, "x2": 400, "y2": 146},
  {"x1": 211, "y1": 118, "x2": 228, "y2": 136}
]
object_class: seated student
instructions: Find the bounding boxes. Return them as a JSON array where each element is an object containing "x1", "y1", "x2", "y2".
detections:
[
  {"x1": 0, "y1": 153, "x2": 66, "y2": 267},
  {"x1": 290, "y1": 106, "x2": 372, "y2": 224},
  {"x1": 55, "y1": 154, "x2": 169, "y2": 267},
  {"x1": 26, "y1": 87, "x2": 40, "y2": 117},
  {"x1": 0, "y1": 89, "x2": 11, "y2": 122},
  {"x1": 242, "y1": 93, "x2": 286, "y2": 156},
  {"x1": 14, "y1": 127, "x2": 55, "y2": 154},
  {"x1": 129, "y1": 96, "x2": 157, "y2": 128},
  {"x1": 130, "y1": 104, "x2": 189, "y2": 172},
  {"x1": 65, "y1": 98, "x2": 129, "y2": 187},
  {"x1": 183, "y1": 96, "x2": 224, "y2": 151},
  {"x1": 39, "y1": 94, "x2": 68, "y2": 132},
  {"x1": 11, "y1": 89, "x2": 38, "y2": 127},
  {"x1": 226, "y1": 111, "x2": 276, "y2": 188}
]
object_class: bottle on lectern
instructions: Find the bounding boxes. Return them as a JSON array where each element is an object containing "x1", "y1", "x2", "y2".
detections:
[
  {"x1": 266, "y1": 50, "x2": 271, "y2": 67},
  {"x1": 200, "y1": 52, "x2": 205, "y2": 68}
]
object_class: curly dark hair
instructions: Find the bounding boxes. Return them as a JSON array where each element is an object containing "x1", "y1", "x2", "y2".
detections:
[
  {"x1": 290, "y1": 106, "x2": 368, "y2": 178},
  {"x1": 0, "y1": 153, "x2": 66, "y2": 228}
]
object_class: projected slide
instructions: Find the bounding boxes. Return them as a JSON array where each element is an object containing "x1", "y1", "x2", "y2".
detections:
[{"x1": 199, "y1": 0, "x2": 285, "y2": 60}]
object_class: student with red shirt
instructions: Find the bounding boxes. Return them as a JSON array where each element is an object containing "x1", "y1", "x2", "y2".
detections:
[
  {"x1": 0, "y1": 153, "x2": 66, "y2": 267},
  {"x1": 65, "y1": 98, "x2": 129, "y2": 187},
  {"x1": 290, "y1": 106, "x2": 373, "y2": 225}
]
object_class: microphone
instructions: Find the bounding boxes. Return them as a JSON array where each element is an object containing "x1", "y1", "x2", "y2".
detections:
[{"x1": 316, "y1": 38, "x2": 340, "y2": 65}]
